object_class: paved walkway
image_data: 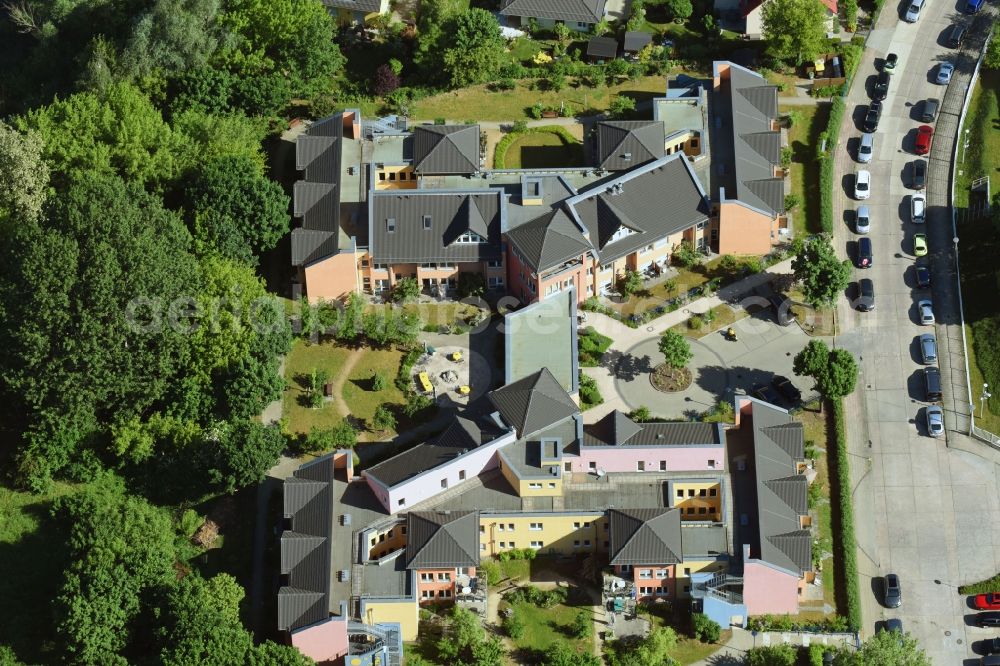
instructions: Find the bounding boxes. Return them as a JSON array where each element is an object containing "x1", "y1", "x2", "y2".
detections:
[{"x1": 687, "y1": 627, "x2": 857, "y2": 665}]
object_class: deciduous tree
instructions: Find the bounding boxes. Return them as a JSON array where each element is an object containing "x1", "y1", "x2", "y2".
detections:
[
  {"x1": 791, "y1": 234, "x2": 851, "y2": 307},
  {"x1": 762, "y1": 0, "x2": 828, "y2": 65},
  {"x1": 441, "y1": 9, "x2": 506, "y2": 88},
  {"x1": 0, "y1": 121, "x2": 49, "y2": 222},
  {"x1": 659, "y1": 330, "x2": 693, "y2": 369},
  {"x1": 207, "y1": 420, "x2": 286, "y2": 493}
]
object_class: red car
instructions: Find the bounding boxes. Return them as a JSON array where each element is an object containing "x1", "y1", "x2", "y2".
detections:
[
  {"x1": 915, "y1": 125, "x2": 934, "y2": 155},
  {"x1": 974, "y1": 592, "x2": 1000, "y2": 610}
]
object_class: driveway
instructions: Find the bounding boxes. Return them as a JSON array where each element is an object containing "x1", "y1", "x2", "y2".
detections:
[{"x1": 831, "y1": 0, "x2": 1000, "y2": 661}]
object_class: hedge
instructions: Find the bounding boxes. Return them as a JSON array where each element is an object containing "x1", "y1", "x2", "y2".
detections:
[
  {"x1": 746, "y1": 613, "x2": 850, "y2": 633},
  {"x1": 493, "y1": 125, "x2": 580, "y2": 169},
  {"x1": 818, "y1": 97, "x2": 846, "y2": 233},
  {"x1": 830, "y1": 398, "x2": 862, "y2": 631},
  {"x1": 958, "y1": 572, "x2": 1000, "y2": 595},
  {"x1": 394, "y1": 347, "x2": 423, "y2": 391}
]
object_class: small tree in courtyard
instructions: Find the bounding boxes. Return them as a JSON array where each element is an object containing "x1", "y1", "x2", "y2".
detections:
[
  {"x1": 617, "y1": 269, "x2": 644, "y2": 299},
  {"x1": 659, "y1": 330, "x2": 692, "y2": 369}
]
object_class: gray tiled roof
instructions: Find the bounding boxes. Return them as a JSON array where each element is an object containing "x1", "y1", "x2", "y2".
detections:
[
  {"x1": 748, "y1": 400, "x2": 810, "y2": 574},
  {"x1": 623, "y1": 31, "x2": 652, "y2": 52},
  {"x1": 587, "y1": 36, "x2": 618, "y2": 59},
  {"x1": 322, "y1": 0, "x2": 384, "y2": 11},
  {"x1": 292, "y1": 114, "x2": 344, "y2": 266},
  {"x1": 583, "y1": 411, "x2": 723, "y2": 447},
  {"x1": 505, "y1": 208, "x2": 592, "y2": 272},
  {"x1": 608, "y1": 508, "x2": 683, "y2": 565},
  {"x1": 489, "y1": 367, "x2": 579, "y2": 438},
  {"x1": 412, "y1": 125, "x2": 480, "y2": 175},
  {"x1": 369, "y1": 190, "x2": 503, "y2": 263},
  {"x1": 278, "y1": 457, "x2": 335, "y2": 631},
  {"x1": 365, "y1": 416, "x2": 505, "y2": 488},
  {"x1": 595, "y1": 121, "x2": 665, "y2": 171},
  {"x1": 721, "y1": 63, "x2": 784, "y2": 215},
  {"x1": 499, "y1": 0, "x2": 606, "y2": 23},
  {"x1": 405, "y1": 511, "x2": 480, "y2": 569},
  {"x1": 566, "y1": 154, "x2": 710, "y2": 264}
]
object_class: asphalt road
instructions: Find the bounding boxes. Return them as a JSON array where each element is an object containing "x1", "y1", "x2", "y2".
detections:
[{"x1": 831, "y1": 1, "x2": 1000, "y2": 662}]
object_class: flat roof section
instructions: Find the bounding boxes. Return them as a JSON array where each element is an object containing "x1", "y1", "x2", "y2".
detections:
[{"x1": 504, "y1": 288, "x2": 578, "y2": 393}]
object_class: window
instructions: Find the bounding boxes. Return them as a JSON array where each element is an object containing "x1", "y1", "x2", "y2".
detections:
[
  {"x1": 488, "y1": 259, "x2": 503, "y2": 268},
  {"x1": 439, "y1": 262, "x2": 454, "y2": 269},
  {"x1": 684, "y1": 567, "x2": 691, "y2": 575},
  {"x1": 373, "y1": 263, "x2": 388, "y2": 271},
  {"x1": 686, "y1": 507, "x2": 696, "y2": 515},
  {"x1": 508, "y1": 523, "x2": 514, "y2": 531},
  {"x1": 547, "y1": 482, "x2": 556, "y2": 489},
  {"x1": 370, "y1": 538, "x2": 376, "y2": 547},
  {"x1": 699, "y1": 489, "x2": 707, "y2": 497},
  {"x1": 439, "y1": 589, "x2": 451, "y2": 598},
  {"x1": 509, "y1": 541, "x2": 516, "y2": 548},
  {"x1": 576, "y1": 21, "x2": 588, "y2": 29},
  {"x1": 698, "y1": 507, "x2": 708, "y2": 514},
  {"x1": 379, "y1": 172, "x2": 386, "y2": 181},
  {"x1": 587, "y1": 285, "x2": 593, "y2": 294},
  {"x1": 386, "y1": 218, "x2": 396, "y2": 233},
  {"x1": 691, "y1": 139, "x2": 699, "y2": 148},
  {"x1": 610, "y1": 227, "x2": 632, "y2": 242},
  {"x1": 488, "y1": 276, "x2": 504, "y2": 287},
  {"x1": 379, "y1": 534, "x2": 385, "y2": 543},
  {"x1": 498, "y1": 524, "x2": 505, "y2": 532},
  {"x1": 708, "y1": 459, "x2": 717, "y2": 468},
  {"x1": 529, "y1": 522, "x2": 543, "y2": 531},
  {"x1": 637, "y1": 461, "x2": 645, "y2": 471},
  {"x1": 688, "y1": 489, "x2": 695, "y2": 497},
  {"x1": 623, "y1": 152, "x2": 633, "y2": 162},
  {"x1": 529, "y1": 282, "x2": 536, "y2": 293},
  {"x1": 585, "y1": 522, "x2": 591, "y2": 527},
  {"x1": 480, "y1": 543, "x2": 486, "y2": 551},
  {"x1": 656, "y1": 569, "x2": 667, "y2": 578},
  {"x1": 528, "y1": 483, "x2": 542, "y2": 489},
  {"x1": 604, "y1": 540, "x2": 610, "y2": 548},
  {"x1": 697, "y1": 221, "x2": 707, "y2": 230},
  {"x1": 387, "y1": 530, "x2": 394, "y2": 538},
  {"x1": 438, "y1": 572, "x2": 450, "y2": 581},
  {"x1": 423, "y1": 215, "x2": 432, "y2": 230},
  {"x1": 530, "y1": 540, "x2": 543, "y2": 548},
  {"x1": 459, "y1": 470, "x2": 466, "y2": 481},
  {"x1": 583, "y1": 540, "x2": 591, "y2": 547},
  {"x1": 402, "y1": 526, "x2": 407, "y2": 535},
  {"x1": 655, "y1": 586, "x2": 665, "y2": 595},
  {"x1": 574, "y1": 522, "x2": 581, "y2": 529},
  {"x1": 600, "y1": 264, "x2": 612, "y2": 273},
  {"x1": 565, "y1": 462, "x2": 572, "y2": 472},
  {"x1": 388, "y1": 172, "x2": 396, "y2": 181},
  {"x1": 659, "y1": 460, "x2": 667, "y2": 471},
  {"x1": 421, "y1": 590, "x2": 433, "y2": 599},
  {"x1": 710, "y1": 488, "x2": 718, "y2": 497},
  {"x1": 589, "y1": 461, "x2": 597, "y2": 470},
  {"x1": 655, "y1": 237, "x2": 669, "y2": 249},
  {"x1": 499, "y1": 541, "x2": 506, "y2": 549},
  {"x1": 398, "y1": 498, "x2": 405, "y2": 507},
  {"x1": 441, "y1": 478, "x2": 448, "y2": 489},
  {"x1": 677, "y1": 489, "x2": 684, "y2": 498},
  {"x1": 455, "y1": 231, "x2": 487, "y2": 244},
  {"x1": 480, "y1": 525, "x2": 485, "y2": 534},
  {"x1": 645, "y1": 244, "x2": 654, "y2": 253},
  {"x1": 639, "y1": 569, "x2": 653, "y2": 579},
  {"x1": 573, "y1": 540, "x2": 580, "y2": 548},
  {"x1": 421, "y1": 262, "x2": 436, "y2": 269},
  {"x1": 421, "y1": 573, "x2": 433, "y2": 581}
]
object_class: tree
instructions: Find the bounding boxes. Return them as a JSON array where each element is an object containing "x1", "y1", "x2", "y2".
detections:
[
  {"x1": 617, "y1": 269, "x2": 644, "y2": 299},
  {"x1": 626, "y1": 0, "x2": 646, "y2": 31},
  {"x1": 628, "y1": 406, "x2": 652, "y2": 422},
  {"x1": 502, "y1": 609, "x2": 525, "y2": 639},
  {"x1": 848, "y1": 628, "x2": 930, "y2": 665},
  {"x1": 208, "y1": 420, "x2": 286, "y2": 493},
  {"x1": 222, "y1": 354, "x2": 285, "y2": 419},
  {"x1": 184, "y1": 154, "x2": 290, "y2": 262},
  {"x1": 370, "y1": 405, "x2": 396, "y2": 433},
  {"x1": 458, "y1": 272, "x2": 486, "y2": 298},
  {"x1": 665, "y1": 0, "x2": 694, "y2": 21},
  {"x1": 761, "y1": 0, "x2": 828, "y2": 65},
  {"x1": 119, "y1": 0, "x2": 224, "y2": 83},
  {"x1": 470, "y1": 636, "x2": 504, "y2": 666},
  {"x1": 542, "y1": 643, "x2": 601, "y2": 666},
  {"x1": 985, "y1": 30, "x2": 1000, "y2": 70},
  {"x1": 363, "y1": 309, "x2": 420, "y2": 347},
  {"x1": 571, "y1": 610, "x2": 592, "y2": 638},
  {"x1": 372, "y1": 371, "x2": 388, "y2": 391},
  {"x1": 659, "y1": 330, "x2": 693, "y2": 369},
  {"x1": 391, "y1": 276, "x2": 420, "y2": 303},
  {"x1": 672, "y1": 240, "x2": 702, "y2": 268},
  {"x1": 791, "y1": 234, "x2": 851, "y2": 307},
  {"x1": 0, "y1": 121, "x2": 49, "y2": 222},
  {"x1": 692, "y1": 613, "x2": 721, "y2": 642},
  {"x1": 611, "y1": 627, "x2": 678, "y2": 666},
  {"x1": 607, "y1": 95, "x2": 636, "y2": 119},
  {"x1": 606, "y1": 58, "x2": 631, "y2": 80},
  {"x1": 441, "y1": 9, "x2": 506, "y2": 88},
  {"x1": 793, "y1": 340, "x2": 859, "y2": 406},
  {"x1": 374, "y1": 63, "x2": 401, "y2": 95},
  {"x1": 438, "y1": 607, "x2": 485, "y2": 663},
  {"x1": 747, "y1": 644, "x2": 798, "y2": 666}
]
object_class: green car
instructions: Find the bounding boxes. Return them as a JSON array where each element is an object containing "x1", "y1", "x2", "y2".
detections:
[{"x1": 914, "y1": 234, "x2": 928, "y2": 257}]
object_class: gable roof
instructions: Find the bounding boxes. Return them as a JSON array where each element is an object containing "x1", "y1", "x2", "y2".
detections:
[
  {"x1": 587, "y1": 36, "x2": 618, "y2": 59},
  {"x1": 292, "y1": 114, "x2": 343, "y2": 266},
  {"x1": 596, "y1": 121, "x2": 666, "y2": 171},
  {"x1": 623, "y1": 31, "x2": 652, "y2": 52},
  {"x1": 566, "y1": 153, "x2": 710, "y2": 263},
  {"x1": 278, "y1": 459, "x2": 334, "y2": 631},
  {"x1": 608, "y1": 508, "x2": 683, "y2": 565},
  {"x1": 412, "y1": 125, "x2": 480, "y2": 175},
  {"x1": 405, "y1": 511, "x2": 480, "y2": 569},
  {"x1": 506, "y1": 208, "x2": 593, "y2": 272},
  {"x1": 583, "y1": 411, "x2": 723, "y2": 447},
  {"x1": 369, "y1": 190, "x2": 503, "y2": 263},
  {"x1": 747, "y1": 399, "x2": 811, "y2": 574},
  {"x1": 365, "y1": 416, "x2": 506, "y2": 488},
  {"x1": 499, "y1": 0, "x2": 607, "y2": 23},
  {"x1": 489, "y1": 367, "x2": 579, "y2": 438},
  {"x1": 322, "y1": 0, "x2": 385, "y2": 11}
]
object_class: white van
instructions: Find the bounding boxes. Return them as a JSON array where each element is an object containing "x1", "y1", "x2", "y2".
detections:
[
  {"x1": 905, "y1": 0, "x2": 924, "y2": 22},
  {"x1": 858, "y1": 132, "x2": 874, "y2": 163}
]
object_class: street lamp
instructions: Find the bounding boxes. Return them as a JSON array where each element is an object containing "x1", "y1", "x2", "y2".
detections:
[{"x1": 980, "y1": 382, "x2": 992, "y2": 420}]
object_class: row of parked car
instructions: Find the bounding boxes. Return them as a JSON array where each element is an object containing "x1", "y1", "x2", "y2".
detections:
[{"x1": 848, "y1": 33, "x2": 958, "y2": 435}]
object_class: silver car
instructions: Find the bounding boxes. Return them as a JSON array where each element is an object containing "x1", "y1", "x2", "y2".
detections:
[
  {"x1": 926, "y1": 405, "x2": 944, "y2": 437},
  {"x1": 919, "y1": 333, "x2": 937, "y2": 364},
  {"x1": 918, "y1": 299, "x2": 934, "y2": 325},
  {"x1": 911, "y1": 193, "x2": 926, "y2": 223},
  {"x1": 936, "y1": 62, "x2": 955, "y2": 85},
  {"x1": 856, "y1": 205, "x2": 871, "y2": 234}
]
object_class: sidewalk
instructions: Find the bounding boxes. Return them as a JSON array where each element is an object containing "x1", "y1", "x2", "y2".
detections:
[{"x1": 687, "y1": 627, "x2": 857, "y2": 665}]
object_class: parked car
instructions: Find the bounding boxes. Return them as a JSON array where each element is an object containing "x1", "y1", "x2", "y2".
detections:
[
  {"x1": 905, "y1": 0, "x2": 925, "y2": 21},
  {"x1": 977, "y1": 612, "x2": 1000, "y2": 628},
  {"x1": 975, "y1": 593, "x2": 1000, "y2": 611},
  {"x1": 884, "y1": 574, "x2": 902, "y2": 608},
  {"x1": 881, "y1": 618, "x2": 904, "y2": 634},
  {"x1": 911, "y1": 159, "x2": 927, "y2": 189},
  {"x1": 858, "y1": 132, "x2": 875, "y2": 163},
  {"x1": 873, "y1": 71, "x2": 890, "y2": 100},
  {"x1": 915, "y1": 124, "x2": 934, "y2": 154},
  {"x1": 918, "y1": 299, "x2": 934, "y2": 325},
  {"x1": 937, "y1": 62, "x2": 955, "y2": 84},
  {"x1": 768, "y1": 292, "x2": 795, "y2": 326},
  {"x1": 857, "y1": 205, "x2": 871, "y2": 233},
  {"x1": 914, "y1": 233, "x2": 928, "y2": 257},
  {"x1": 966, "y1": 0, "x2": 985, "y2": 12},
  {"x1": 926, "y1": 405, "x2": 945, "y2": 437},
  {"x1": 771, "y1": 375, "x2": 801, "y2": 403},
  {"x1": 858, "y1": 278, "x2": 875, "y2": 311},
  {"x1": 911, "y1": 193, "x2": 926, "y2": 223},
  {"x1": 925, "y1": 367, "x2": 942, "y2": 401},
  {"x1": 980, "y1": 636, "x2": 1000, "y2": 654},
  {"x1": 921, "y1": 98, "x2": 940, "y2": 122},
  {"x1": 884, "y1": 52, "x2": 899, "y2": 73},
  {"x1": 857, "y1": 237, "x2": 873, "y2": 268},
  {"x1": 916, "y1": 265, "x2": 932, "y2": 288},
  {"x1": 948, "y1": 24, "x2": 967, "y2": 48},
  {"x1": 919, "y1": 333, "x2": 937, "y2": 364},
  {"x1": 752, "y1": 382, "x2": 782, "y2": 405},
  {"x1": 863, "y1": 101, "x2": 882, "y2": 132},
  {"x1": 855, "y1": 169, "x2": 872, "y2": 200}
]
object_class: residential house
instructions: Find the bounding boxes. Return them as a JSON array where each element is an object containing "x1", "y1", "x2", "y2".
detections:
[
  {"x1": 321, "y1": 0, "x2": 390, "y2": 26},
  {"x1": 499, "y1": 0, "x2": 609, "y2": 31},
  {"x1": 407, "y1": 511, "x2": 481, "y2": 605}
]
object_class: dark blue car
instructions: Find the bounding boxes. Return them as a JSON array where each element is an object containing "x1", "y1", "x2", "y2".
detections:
[{"x1": 965, "y1": 0, "x2": 984, "y2": 12}]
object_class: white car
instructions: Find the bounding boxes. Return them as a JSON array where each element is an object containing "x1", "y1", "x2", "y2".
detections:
[
  {"x1": 918, "y1": 299, "x2": 934, "y2": 325},
  {"x1": 854, "y1": 170, "x2": 871, "y2": 200},
  {"x1": 856, "y1": 205, "x2": 871, "y2": 233},
  {"x1": 905, "y1": 0, "x2": 924, "y2": 21},
  {"x1": 911, "y1": 193, "x2": 926, "y2": 223},
  {"x1": 936, "y1": 62, "x2": 955, "y2": 85}
]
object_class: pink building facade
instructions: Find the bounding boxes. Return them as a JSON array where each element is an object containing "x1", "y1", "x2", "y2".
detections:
[
  {"x1": 742, "y1": 560, "x2": 801, "y2": 615},
  {"x1": 567, "y1": 445, "x2": 726, "y2": 474}
]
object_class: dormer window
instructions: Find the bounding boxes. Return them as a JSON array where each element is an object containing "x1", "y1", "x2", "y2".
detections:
[
  {"x1": 423, "y1": 215, "x2": 432, "y2": 230},
  {"x1": 622, "y1": 152, "x2": 632, "y2": 162},
  {"x1": 386, "y1": 218, "x2": 396, "y2": 233},
  {"x1": 455, "y1": 231, "x2": 487, "y2": 244},
  {"x1": 610, "y1": 226, "x2": 632, "y2": 242}
]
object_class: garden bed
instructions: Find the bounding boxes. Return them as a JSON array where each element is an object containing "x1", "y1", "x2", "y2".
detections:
[
  {"x1": 650, "y1": 364, "x2": 692, "y2": 392},
  {"x1": 579, "y1": 327, "x2": 613, "y2": 366}
]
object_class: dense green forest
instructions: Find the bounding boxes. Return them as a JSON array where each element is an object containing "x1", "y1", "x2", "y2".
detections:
[{"x1": 0, "y1": 0, "x2": 351, "y2": 663}]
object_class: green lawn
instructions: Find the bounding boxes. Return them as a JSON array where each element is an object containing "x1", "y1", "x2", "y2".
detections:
[
  {"x1": 781, "y1": 103, "x2": 830, "y2": 237},
  {"x1": 671, "y1": 304, "x2": 747, "y2": 339},
  {"x1": 502, "y1": 131, "x2": 584, "y2": 169},
  {"x1": 797, "y1": 400, "x2": 838, "y2": 613},
  {"x1": 672, "y1": 635, "x2": 730, "y2": 665},
  {"x1": 955, "y1": 71, "x2": 1000, "y2": 433},
  {"x1": 579, "y1": 327, "x2": 613, "y2": 366},
  {"x1": 507, "y1": 599, "x2": 593, "y2": 656},
  {"x1": 340, "y1": 348, "x2": 408, "y2": 430}
]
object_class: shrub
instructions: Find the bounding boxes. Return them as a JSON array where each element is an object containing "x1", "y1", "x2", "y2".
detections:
[
  {"x1": 784, "y1": 193, "x2": 801, "y2": 211},
  {"x1": 480, "y1": 560, "x2": 502, "y2": 586},
  {"x1": 628, "y1": 406, "x2": 652, "y2": 422},
  {"x1": 511, "y1": 119, "x2": 528, "y2": 133},
  {"x1": 497, "y1": 547, "x2": 537, "y2": 562},
  {"x1": 372, "y1": 371, "x2": 388, "y2": 391},
  {"x1": 671, "y1": 240, "x2": 702, "y2": 268},
  {"x1": 691, "y1": 613, "x2": 721, "y2": 642},
  {"x1": 688, "y1": 315, "x2": 704, "y2": 330},
  {"x1": 395, "y1": 348, "x2": 422, "y2": 391},
  {"x1": 960, "y1": 572, "x2": 1000, "y2": 594},
  {"x1": 578, "y1": 327, "x2": 613, "y2": 366},
  {"x1": 402, "y1": 391, "x2": 435, "y2": 418},
  {"x1": 579, "y1": 372, "x2": 604, "y2": 409},
  {"x1": 503, "y1": 585, "x2": 566, "y2": 608},
  {"x1": 503, "y1": 609, "x2": 526, "y2": 639},
  {"x1": 830, "y1": 399, "x2": 861, "y2": 631},
  {"x1": 780, "y1": 145, "x2": 792, "y2": 168},
  {"x1": 492, "y1": 78, "x2": 516, "y2": 91},
  {"x1": 391, "y1": 276, "x2": 420, "y2": 303},
  {"x1": 746, "y1": 644, "x2": 797, "y2": 666},
  {"x1": 571, "y1": 610, "x2": 592, "y2": 638},
  {"x1": 607, "y1": 95, "x2": 636, "y2": 119},
  {"x1": 818, "y1": 97, "x2": 846, "y2": 233},
  {"x1": 370, "y1": 405, "x2": 396, "y2": 433}
]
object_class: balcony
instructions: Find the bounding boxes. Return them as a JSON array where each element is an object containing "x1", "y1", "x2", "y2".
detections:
[{"x1": 691, "y1": 573, "x2": 743, "y2": 605}]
